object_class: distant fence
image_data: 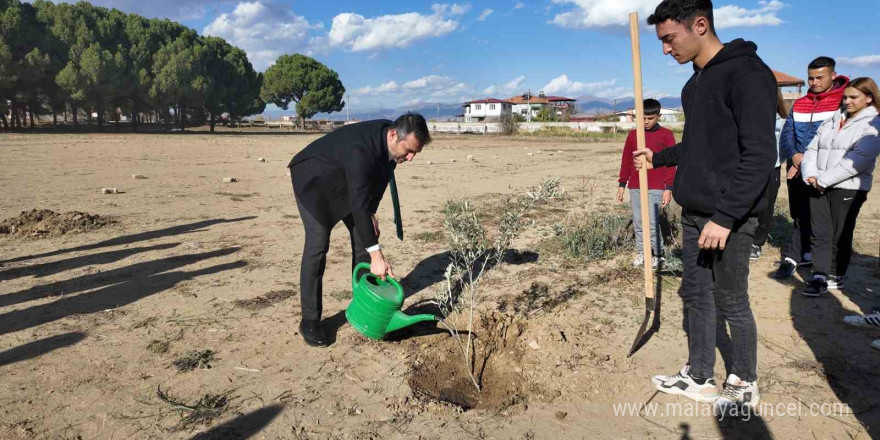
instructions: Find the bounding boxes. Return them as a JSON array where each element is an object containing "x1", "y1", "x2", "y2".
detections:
[{"x1": 429, "y1": 121, "x2": 685, "y2": 134}]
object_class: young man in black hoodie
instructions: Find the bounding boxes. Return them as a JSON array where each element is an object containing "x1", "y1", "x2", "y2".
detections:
[{"x1": 634, "y1": 0, "x2": 777, "y2": 415}]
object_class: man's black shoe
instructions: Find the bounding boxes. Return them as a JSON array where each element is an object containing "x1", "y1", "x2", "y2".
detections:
[{"x1": 300, "y1": 319, "x2": 330, "y2": 347}]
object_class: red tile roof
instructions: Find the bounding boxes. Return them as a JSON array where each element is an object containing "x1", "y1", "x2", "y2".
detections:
[
  {"x1": 463, "y1": 98, "x2": 512, "y2": 105},
  {"x1": 773, "y1": 70, "x2": 804, "y2": 87}
]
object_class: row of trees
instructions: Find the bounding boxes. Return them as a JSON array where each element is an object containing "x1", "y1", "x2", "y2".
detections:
[{"x1": 0, "y1": 0, "x2": 347, "y2": 131}]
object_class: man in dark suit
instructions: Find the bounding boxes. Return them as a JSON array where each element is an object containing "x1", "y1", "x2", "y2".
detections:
[{"x1": 288, "y1": 112, "x2": 431, "y2": 347}]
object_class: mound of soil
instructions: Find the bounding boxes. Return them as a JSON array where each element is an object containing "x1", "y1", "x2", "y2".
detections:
[
  {"x1": 0, "y1": 209, "x2": 114, "y2": 238},
  {"x1": 408, "y1": 313, "x2": 528, "y2": 411}
]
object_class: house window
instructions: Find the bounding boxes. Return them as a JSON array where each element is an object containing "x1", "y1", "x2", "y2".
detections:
[
  {"x1": 489, "y1": 104, "x2": 496, "y2": 110},
  {"x1": 475, "y1": 104, "x2": 482, "y2": 110}
]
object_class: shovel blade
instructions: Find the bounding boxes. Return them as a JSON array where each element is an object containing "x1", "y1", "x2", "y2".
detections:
[{"x1": 628, "y1": 297, "x2": 656, "y2": 357}]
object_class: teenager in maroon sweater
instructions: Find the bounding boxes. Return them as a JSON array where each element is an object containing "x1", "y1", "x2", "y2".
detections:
[{"x1": 617, "y1": 99, "x2": 677, "y2": 267}]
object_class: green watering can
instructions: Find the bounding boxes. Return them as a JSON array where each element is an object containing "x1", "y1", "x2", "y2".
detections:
[{"x1": 346, "y1": 262, "x2": 438, "y2": 340}]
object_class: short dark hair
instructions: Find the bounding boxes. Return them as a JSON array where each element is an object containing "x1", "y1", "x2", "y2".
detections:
[
  {"x1": 647, "y1": 0, "x2": 716, "y2": 35},
  {"x1": 644, "y1": 99, "x2": 662, "y2": 115},
  {"x1": 392, "y1": 112, "x2": 431, "y2": 147},
  {"x1": 808, "y1": 56, "x2": 835, "y2": 71}
]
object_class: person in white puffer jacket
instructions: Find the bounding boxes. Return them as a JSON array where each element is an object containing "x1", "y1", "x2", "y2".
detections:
[{"x1": 800, "y1": 77, "x2": 880, "y2": 298}]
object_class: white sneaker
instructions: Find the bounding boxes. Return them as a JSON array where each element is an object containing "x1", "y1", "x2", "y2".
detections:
[
  {"x1": 843, "y1": 310, "x2": 880, "y2": 330},
  {"x1": 714, "y1": 374, "x2": 760, "y2": 417},
  {"x1": 872, "y1": 340, "x2": 880, "y2": 351},
  {"x1": 652, "y1": 365, "x2": 719, "y2": 403},
  {"x1": 827, "y1": 275, "x2": 846, "y2": 290},
  {"x1": 632, "y1": 254, "x2": 645, "y2": 267},
  {"x1": 651, "y1": 256, "x2": 665, "y2": 268}
]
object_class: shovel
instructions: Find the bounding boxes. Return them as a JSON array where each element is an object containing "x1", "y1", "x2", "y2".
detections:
[{"x1": 627, "y1": 11, "x2": 658, "y2": 357}]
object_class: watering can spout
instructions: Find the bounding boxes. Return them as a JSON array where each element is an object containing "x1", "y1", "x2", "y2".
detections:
[{"x1": 385, "y1": 311, "x2": 438, "y2": 333}]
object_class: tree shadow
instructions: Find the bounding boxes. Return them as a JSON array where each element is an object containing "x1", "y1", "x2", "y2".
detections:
[
  {"x1": 0, "y1": 249, "x2": 246, "y2": 336},
  {"x1": 400, "y1": 249, "x2": 538, "y2": 300},
  {"x1": 0, "y1": 332, "x2": 86, "y2": 367},
  {"x1": 1, "y1": 247, "x2": 240, "y2": 309},
  {"x1": 0, "y1": 242, "x2": 179, "y2": 282},
  {"x1": 188, "y1": 404, "x2": 285, "y2": 440},
  {"x1": 0, "y1": 216, "x2": 256, "y2": 265}
]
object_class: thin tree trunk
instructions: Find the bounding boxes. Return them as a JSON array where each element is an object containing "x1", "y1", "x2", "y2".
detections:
[
  {"x1": 1, "y1": 114, "x2": 7, "y2": 129},
  {"x1": 210, "y1": 113, "x2": 215, "y2": 132},
  {"x1": 71, "y1": 103, "x2": 78, "y2": 126},
  {"x1": 29, "y1": 109, "x2": 35, "y2": 128},
  {"x1": 97, "y1": 106, "x2": 104, "y2": 131},
  {"x1": 53, "y1": 111, "x2": 57, "y2": 126},
  {"x1": 179, "y1": 104, "x2": 186, "y2": 131}
]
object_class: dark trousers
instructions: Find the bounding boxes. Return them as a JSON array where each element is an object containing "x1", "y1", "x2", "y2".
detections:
[
  {"x1": 754, "y1": 166, "x2": 781, "y2": 247},
  {"x1": 809, "y1": 188, "x2": 868, "y2": 277},
  {"x1": 784, "y1": 171, "x2": 812, "y2": 262},
  {"x1": 680, "y1": 211, "x2": 759, "y2": 382},
  {"x1": 295, "y1": 196, "x2": 370, "y2": 321}
]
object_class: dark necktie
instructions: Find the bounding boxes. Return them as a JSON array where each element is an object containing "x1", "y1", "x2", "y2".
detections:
[{"x1": 388, "y1": 162, "x2": 403, "y2": 240}]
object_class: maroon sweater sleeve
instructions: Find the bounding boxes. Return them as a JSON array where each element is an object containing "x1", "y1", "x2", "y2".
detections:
[
  {"x1": 663, "y1": 130, "x2": 676, "y2": 189},
  {"x1": 618, "y1": 131, "x2": 636, "y2": 188}
]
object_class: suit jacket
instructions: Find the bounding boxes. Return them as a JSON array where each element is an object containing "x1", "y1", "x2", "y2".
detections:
[{"x1": 289, "y1": 119, "x2": 393, "y2": 248}]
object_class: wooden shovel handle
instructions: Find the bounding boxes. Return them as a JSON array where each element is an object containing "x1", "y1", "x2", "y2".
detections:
[{"x1": 629, "y1": 12, "x2": 655, "y2": 300}]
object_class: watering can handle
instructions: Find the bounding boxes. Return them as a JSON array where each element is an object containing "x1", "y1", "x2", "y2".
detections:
[{"x1": 352, "y1": 262, "x2": 404, "y2": 303}]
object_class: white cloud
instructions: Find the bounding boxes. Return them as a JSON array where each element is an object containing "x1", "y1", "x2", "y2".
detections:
[
  {"x1": 39, "y1": 0, "x2": 236, "y2": 21},
  {"x1": 203, "y1": 1, "x2": 320, "y2": 70},
  {"x1": 349, "y1": 75, "x2": 473, "y2": 109},
  {"x1": 714, "y1": 0, "x2": 785, "y2": 29},
  {"x1": 452, "y1": 3, "x2": 472, "y2": 15},
  {"x1": 550, "y1": 0, "x2": 786, "y2": 29},
  {"x1": 483, "y1": 76, "x2": 525, "y2": 96},
  {"x1": 323, "y1": 7, "x2": 459, "y2": 52},
  {"x1": 837, "y1": 54, "x2": 880, "y2": 68},
  {"x1": 542, "y1": 74, "x2": 618, "y2": 96},
  {"x1": 354, "y1": 81, "x2": 400, "y2": 95},
  {"x1": 514, "y1": 2, "x2": 525, "y2": 9},
  {"x1": 431, "y1": 3, "x2": 471, "y2": 15},
  {"x1": 478, "y1": 8, "x2": 494, "y2": 21}
]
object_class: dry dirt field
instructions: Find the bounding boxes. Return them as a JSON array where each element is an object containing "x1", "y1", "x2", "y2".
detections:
[{"x1": 1, "y1": 131, "x2": 878, "y2": 440}]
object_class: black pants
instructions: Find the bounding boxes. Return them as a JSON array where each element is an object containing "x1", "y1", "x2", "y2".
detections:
[
  {"x1": 809, "y1": 188, "x2": 868, "y2": 277},
  {"x1": 680, "y1": 211, "x2": 759, "y2": 382},
  {"x1": 754, "y1": 167, "x2": 781, "y2": 247},
  {"x1": 294, "y1": 196, "x2": 370, "y2": 321},
  {"x1": 784, "y1": 170, "x2": 813, "y2": 262}
]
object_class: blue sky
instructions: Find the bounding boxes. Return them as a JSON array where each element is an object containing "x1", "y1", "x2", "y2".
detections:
[{"x1": 58, "y1": 0, "x2": 880, "y2": 111}]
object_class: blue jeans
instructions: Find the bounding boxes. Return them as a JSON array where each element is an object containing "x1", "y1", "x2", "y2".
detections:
[
  {"x1": 680, "y1": 211, "x2": 759, "y2": 382},
  {"x1": 629, "y1": 189, "x2": 664, "y2": 256}
]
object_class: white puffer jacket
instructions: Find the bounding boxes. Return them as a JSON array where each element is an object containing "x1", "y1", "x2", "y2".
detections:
[{"x1": 802, "y1": 106, "x2": 880, "y2": 191}]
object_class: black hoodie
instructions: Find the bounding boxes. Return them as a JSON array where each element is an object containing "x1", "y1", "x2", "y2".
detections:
[{"x1": 653, "y1": 39, "x2": 777, "y2": 229}]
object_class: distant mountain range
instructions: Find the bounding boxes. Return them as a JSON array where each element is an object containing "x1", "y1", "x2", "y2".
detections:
[{"x1": 263, "y1": 96, "x2": 683, "y2": 121}]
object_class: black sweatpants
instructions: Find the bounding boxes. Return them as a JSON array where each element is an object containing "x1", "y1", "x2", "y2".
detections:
[
  {"x1": 754, "y1": 166, "x2": 781, "y2": 247},
  {"x1": 809, "y1": 188, "x2": 868, "y2": 277},
  {"x1": 784, "y1": 170, "x2": 813, "y2": 262}
]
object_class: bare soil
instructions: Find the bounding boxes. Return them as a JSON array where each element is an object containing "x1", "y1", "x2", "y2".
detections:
[{"x1": 0, "y1": 131, "x2": 878, "y2": 439}]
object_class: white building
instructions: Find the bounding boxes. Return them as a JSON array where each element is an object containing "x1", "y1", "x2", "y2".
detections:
[
  {"x1": 462, "y1": 98, "x2": 512, "y2": 122},
  {"x1": 615, "y1": 108, "x2": 683, "y2": 123},
  {"x1": 508, "y1": 91, "x2": 576, "y2": 121}
]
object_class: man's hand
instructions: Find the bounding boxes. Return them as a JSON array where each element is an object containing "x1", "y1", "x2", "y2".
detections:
[
  {"x1": 633, "y1": 149, "x2": 654, "y2": 170},
  {"x1": 616, "y1": 187, "x2": 625, "y2": 203},
  {"x1": 369, "y1": 249, "x2": 395, "y2": 280},
  {"x1": 698, "y1": 220, "x2": 731, "y2": 250},
  {"x1": 786, "y1": 165, "x2": 800, "y2": 180},
  {"x1": 661, "y1": 190, "x2": 672, "y2": 208},
  {"x1": 371, "y1": 214, "x2": 381, "y2": 239},
  {"x1": 792, "y1": 153, "x2": 804, "y2": 168}
]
